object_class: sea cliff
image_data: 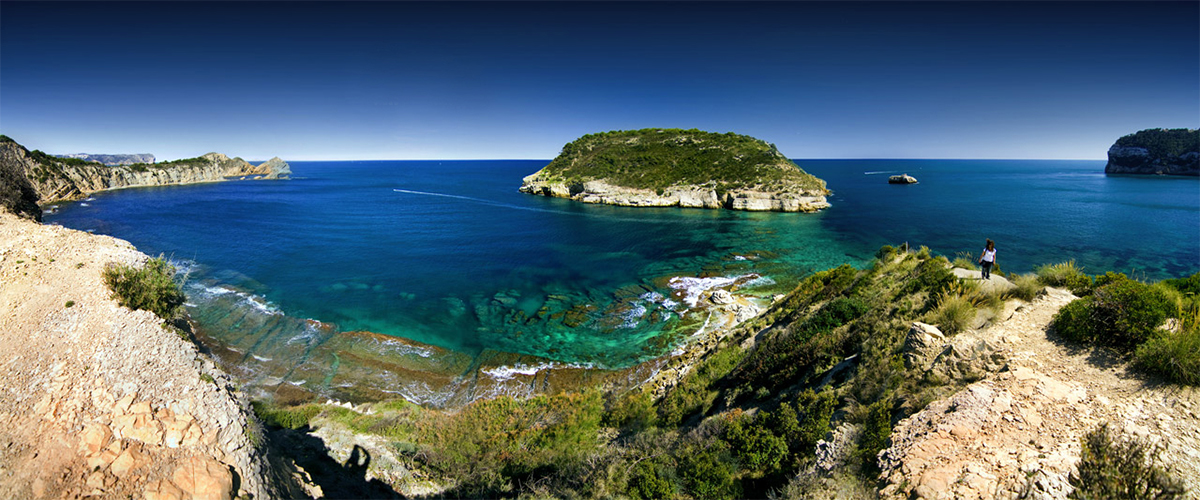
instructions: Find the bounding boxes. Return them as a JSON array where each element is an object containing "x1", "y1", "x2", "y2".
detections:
[
  {"x1": 520, "y1": 128, "x2": 830, "y2": 212},
  {"x1": 1105, "y1": 128, "x2": 1199, "y2": 176},
  {"x1": 0, "y1": 135, "x2": 291, "y2": 203}
]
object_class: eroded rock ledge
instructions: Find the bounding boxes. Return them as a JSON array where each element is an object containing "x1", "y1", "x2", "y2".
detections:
[{"x1": 519, "y1": 177, "x2": 831, "y2": 213}]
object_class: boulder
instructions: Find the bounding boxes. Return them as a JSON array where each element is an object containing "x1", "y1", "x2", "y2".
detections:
[
  {"x1": 902, "y1": 322, "x2": 947, "y2": 370},
  {"x1": 889, "y1": 174, "x2": 918, "y2": 184},
  {"x1": 172, "y1": 456, "x2": 235, "y2": 500}
]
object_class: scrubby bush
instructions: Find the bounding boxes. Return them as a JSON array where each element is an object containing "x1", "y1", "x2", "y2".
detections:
[
  {"x1": 1007, "y1": 273, "x2": 1043, "y2": 301},
  {"x1": 1134, "y1": 326, "x2": 1200, "y2": 386},
  {"x1": 724, "y1": 415, "x2": 788, "y2": 474},
  {"x1": 678, "y1": 443, "x2": 740, "y2": 500},
  {"x1": 952, "y1": 251, "x2": 978, "y2": 270},
  {"x1": 102, "y1": 257, "x2": 186, "y2": 320},
  {"x1": 1068, "y1": 423, "x2": 1186, "y2": 499},
  {"x1": 925, "y1": 291, "x2": 976, "y2": 335},
  {"x1": 875, "y1": 245, "x2": 897, "y2": 261},
  {"x1": 855, "y1": 396, "x2": 894, "y2": 474},
  {"x1": 1036, "y1": 260, "x2": 1093, "y2": 295},
  {"x1": 1050, "y1": 278, "x2": 1175, "y2": 350},
  {"x1": 628, "y1": 459, "x2": 677, "y2": 500},
  {"x1": 604, "y1": 389, "x2": 658, "y2": 432},
  {"x1": 902, "y1": 257, "x2": 956, "y2": 301}
]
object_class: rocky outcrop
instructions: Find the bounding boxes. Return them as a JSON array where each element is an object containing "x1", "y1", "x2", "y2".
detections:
[
  {"x1": 56, "y1": 153, "x2": 156, "y2": 166},
  {"x1": 0, "y1": 213, "x2": 302, "y2": 499},
  {"x1": 0, "y1": 143, "x2": 42, "y2": 221},
  {"x1": 889, "y1": 174, "x2": 918, "y2": 184},
  {"x1": 519, "y1": 178, "x2": 831, "y2": 213},
  {"x1": 0, "y1": 136, "x2": 291, "y2": 203},
  {"x1": 1105, "y1": 128, "x2": 1199, "y2": 176}
]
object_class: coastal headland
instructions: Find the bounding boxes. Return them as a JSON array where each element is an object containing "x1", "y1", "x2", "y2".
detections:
[
  {"x1": 0, "y1": 135, "x2": 291, "y2": 214},
  {"x1": 1105, "y1": 128, "x2": 1199, "y2": 176},
  {"x1": 520, "y1": 128, "x2": 831, "y2": 212}
]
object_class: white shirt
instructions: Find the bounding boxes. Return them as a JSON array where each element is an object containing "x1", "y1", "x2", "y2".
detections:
[{"x1": 982, "y1": 248, "x2": 996, "y2": 263}]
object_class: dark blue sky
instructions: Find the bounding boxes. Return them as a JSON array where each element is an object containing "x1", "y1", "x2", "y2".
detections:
[{"x1": 2, "y1": 1, "x2": 1197, "y2": 160}]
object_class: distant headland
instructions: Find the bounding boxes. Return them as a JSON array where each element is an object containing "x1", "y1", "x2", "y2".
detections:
[
  {"x1": 519, "y1": 128, "x2": 830, "y2": 212},
  {"x1": 1105, "y1": 128, "x2": 1199, "y2": 176},
  {"x1": 0, "y1": 135, "x2": 290, "y2": 221}
]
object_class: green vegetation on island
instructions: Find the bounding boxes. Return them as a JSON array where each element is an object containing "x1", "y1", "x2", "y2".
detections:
[
  {"x1": 1106, "y1": 128, "x2": 1199, "y2": 176},
  {"x1": 521, "y1": 129, "x2": 829, "y2": 211},
  {"x1": 252, "y1": 246, "x2": 1198, "y2": 498}
]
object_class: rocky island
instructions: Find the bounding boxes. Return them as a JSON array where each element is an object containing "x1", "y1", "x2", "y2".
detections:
[
  {"x1": 0, "y1": 135, "x2": 291, "y2": 212},
  {"x1": 520, "y1": 128, "x2": 830, "y2": 212},
  {"x1": 1105, "y1": 128, "x2": 1199, "y2": 176}
]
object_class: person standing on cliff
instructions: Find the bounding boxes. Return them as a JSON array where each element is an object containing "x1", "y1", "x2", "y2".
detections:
[{"x1": 979, "y1": 239, "x2": 997, "y2": 280}]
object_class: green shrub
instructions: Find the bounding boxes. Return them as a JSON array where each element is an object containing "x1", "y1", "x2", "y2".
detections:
[
  {"x1": 926, "y1": 291, "x2": 975, "y2": 335},
  {"x1": 762, "y1": 388, "x2": 836, "y2": 466},
  {"x1": 902, "y1": 258, "x2": 956, "y2": 300},
  {"x1": 1162, "y1": 272, "x2": 1200, "y2": 297},
  {"x1": 1050, "y1": 279, "x2": 1175, "y2": 350},
  {"x1": 952, "y1": 252, "x2": 978, "y2": 270},
  {"x1": 65, "y1": 300, "x2": 75, "y2": 308},
  {"x1": 856, "y1": 396, "x2": 893, "y2": 475},
  {"x1": 1068, "y1": 423, "x2": 1186, "y2": 499},
  {"x1": 102, "y1": 257, "x2": 186, "y2": 320},
  {"x1": 604, "y1": 390, "x2": 658, "y2": 432},
  {"x1": 1007, "y1": 273, "x2": 1043, "y2": 301},
  {"x1": 875, "y1": 245, "x2": 897, "y2": 261},
  {"x1": 1036, "y1": 260, "x2": 1093, "y2": 295},
  {"x1": 724, "y1": 414, "x2": 787, "y2": 474},
  {"x1": 629, "y1": 459, "x2": 677, "y2": 500},
  {"x1": 678, "y1": 443, "x2": 740, "y2": 500},
  {"x1": 659, "y1": 346, "x2": 743, "y2": 426},
  {"x1": 1051, "y1": 298, "x2": 1094, "y2": 343},
  {"x1": 1134, "y1": 326, "x2": 1200, "y2": 386}
]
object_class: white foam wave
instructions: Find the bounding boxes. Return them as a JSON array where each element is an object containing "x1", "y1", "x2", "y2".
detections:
[
  {"x1": 375, "y1": 339, "x2": 434, "y2": 358},
  {"x1": 79, "y1": 203, "x2": 90, "y2": 207},
  {"x1": 195, "y1": 284, "x2": 282, "y2": 315},
  {"x1": 864, "y1": 170, "x2": 900, "y2": 175},
  {"x1": 619, "y1": 303, "x2": 647, "y2": 329},
  {"x1": 482, "y1": 361, "x2": 594, "y2": 381},
  {"x1": 743, "y1": 275, "x2": 777, "y2": 288},
  {"x1": 667, "y1": 274, "x2": 759, "y2": 308}
]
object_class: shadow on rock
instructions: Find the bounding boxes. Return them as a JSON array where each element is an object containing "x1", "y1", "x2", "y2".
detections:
[{"x1": 266, "y1": 426, "x2": 405, "y2": 499}]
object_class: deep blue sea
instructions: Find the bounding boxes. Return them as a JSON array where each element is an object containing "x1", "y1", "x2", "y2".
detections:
[{"x1": 45, "y1": 160, "x2": 1200, "y2": 369}]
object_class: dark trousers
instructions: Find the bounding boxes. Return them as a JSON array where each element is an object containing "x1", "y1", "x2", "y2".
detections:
[{"x1": 981, "y1": 261, "x2": 993, "y2": 279}]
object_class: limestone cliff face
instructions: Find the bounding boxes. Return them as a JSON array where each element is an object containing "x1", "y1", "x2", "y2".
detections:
[
  {"x1": 519, "y1": 176, "x2": 831, "y2": 212},
  {"x1": 1105, "y1": 128, "x2": 1199, "y2": 176},
  {"x1": 0, "y1": 142, "x2": 43, "y2": 221},
  {"x1": 0, "y1": 136, "x2": 291, "y2": 203},
  {"x1": 56, "y1": 153, "x2": 156, "y2": 166}
]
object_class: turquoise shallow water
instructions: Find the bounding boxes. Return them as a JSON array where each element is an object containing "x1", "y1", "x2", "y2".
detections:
[{"x1": 45, "y1": 160, "x2": 1199, "y2": 368}]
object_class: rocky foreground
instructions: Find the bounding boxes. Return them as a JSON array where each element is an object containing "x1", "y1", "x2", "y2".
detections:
[
  {"x1": 0, "y1": 212, "x2": 300, "y2": 499},
  {"x1": 878, "y1": 287, "x2": 1200, "y2": 499}
]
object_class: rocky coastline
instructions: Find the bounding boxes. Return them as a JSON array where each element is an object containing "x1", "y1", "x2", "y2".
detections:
[
  {"x1": 519, "y1": 177, "x2": 831, "y2": 212},
  {"x1": 0, "y1": 135, "x2": 291, "y2": 206}
]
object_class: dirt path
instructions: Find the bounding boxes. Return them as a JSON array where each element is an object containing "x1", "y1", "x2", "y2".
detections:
[
  {"x1": 879, "y1": 287, "x2": 1200, "y2": 499},
  {"x1": 0, "y1": 213, "x2": 290, "y2": 499}
]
